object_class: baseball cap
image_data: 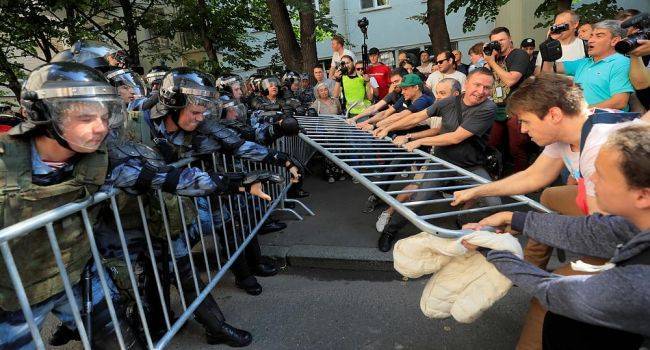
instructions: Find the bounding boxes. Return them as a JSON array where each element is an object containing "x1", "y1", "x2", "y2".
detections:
[
  {"x1": 520, "y1": 38, "x2": 536, "y2": 48},
  {"x1": 399, "y1": 74, "x2": 422, "y2": 87},
  {"x1": 369, "y1": 47, "x2": 380, "y2": 55}
]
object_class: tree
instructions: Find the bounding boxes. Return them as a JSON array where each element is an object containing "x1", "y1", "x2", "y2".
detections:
[
  {"x1": 446, "y1": 0, "x2": 623, "y2": 33},
  {"x1": 266, "y1": 0, "x2": 303, "y2": 71},
  {"x1": 426, "y1": 0, "x2": 451, "y2": 54}
]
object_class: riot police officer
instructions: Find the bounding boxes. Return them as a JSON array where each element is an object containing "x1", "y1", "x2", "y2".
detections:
[{"x1": 0, "y1": 62, "x2": 141, "y2": 349}]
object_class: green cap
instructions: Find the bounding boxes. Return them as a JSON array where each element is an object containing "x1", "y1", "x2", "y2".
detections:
[{"x1": 399, "y1": 74, "x2": 422, "y2": 87}]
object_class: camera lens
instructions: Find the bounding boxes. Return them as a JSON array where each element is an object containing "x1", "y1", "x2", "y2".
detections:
[{"x1": 614, "y1": 38, "x2": 636, "y2": 54}]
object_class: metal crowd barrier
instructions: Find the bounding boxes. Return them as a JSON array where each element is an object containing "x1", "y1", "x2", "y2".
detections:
[
  {"x1": 296, "y1": 114, "x2": 550, "y2": 238},
  {"x1": 0, "y1": 135, "x2": 314, "y2": 350}
]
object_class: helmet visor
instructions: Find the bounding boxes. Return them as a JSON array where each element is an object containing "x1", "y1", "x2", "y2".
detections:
[{"x1": 45, "y1": 96, "x2": 126, "y2": 152}]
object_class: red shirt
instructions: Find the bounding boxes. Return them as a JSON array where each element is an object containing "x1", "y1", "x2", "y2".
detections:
[{"x1": 366, "y1": 63, "x2": 391, "y2": 99}]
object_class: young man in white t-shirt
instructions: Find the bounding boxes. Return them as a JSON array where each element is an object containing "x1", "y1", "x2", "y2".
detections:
[
  {"x1": 425, "y1": 51, "x2": 467, "y2": 91},
  {"x1": 328, "y1": 35, "x2": 356, "y2": 79},
  {"x1": 534, "y1": 10, "x2": 586, "y2": 75},
  {"x1": 450, "y1": 74, "x2": 642, "y2": 267}
]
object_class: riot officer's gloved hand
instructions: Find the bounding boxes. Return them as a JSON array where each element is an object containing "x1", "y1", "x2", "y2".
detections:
[
  {"x1": 211, "y1": 171, "x2": 282, "y2": 201},
  {"x1": 262, "y1": 102, "x2": 282, "y2": 112},
  {"x1": 270, "y1": 115, "x2": 300, "y2": 137},
  {"x1": 270, "y1": 150, "x2": 304, "y2": 183}
]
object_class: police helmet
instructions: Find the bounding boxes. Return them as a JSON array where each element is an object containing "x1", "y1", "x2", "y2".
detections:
[
  {"x1": 51, "y1": 40, "x2": 128, "y2": 72},
  {"x1": 105, "y1": 68, "x2": 148, "y2": 101},
  {"x1": 145, "y1": 65, "x2": 169, "y2": 89},
  {"x1": 260, "y1": 77, "x2": 281, "y2": 96}
]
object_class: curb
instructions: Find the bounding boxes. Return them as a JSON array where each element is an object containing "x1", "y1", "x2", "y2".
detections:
[{"x1": 261, "y1": 244, "x2": 395, "y2": 272}]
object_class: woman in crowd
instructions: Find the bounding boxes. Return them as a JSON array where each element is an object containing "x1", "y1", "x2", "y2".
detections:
[{"x1": 311, "y1": 82, "x2": 342, "y2": 115}]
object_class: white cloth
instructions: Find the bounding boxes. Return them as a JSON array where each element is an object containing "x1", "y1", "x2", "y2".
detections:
[
  {"x1": 331, "y1": 49, "x2": 356, "y2": 67},
  {"x1": 425, "y1": 70, "x2": 467, "y2": 91},
  {"x1": 535, "y1": 37, "x2": 586, "y2": 67},
  {"x1": 393, "y1": 231, "x2": 522, "y2": 323}
]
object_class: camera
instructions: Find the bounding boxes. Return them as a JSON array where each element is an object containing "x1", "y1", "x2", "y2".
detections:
[
  {"x1": 357, "y1": 17, "x2": 369, "y2": 34},
  {"x1": 615, "y1": 13, "x2": 650, "y2": 54},
  {"x1": 483, "y1": 41, "x2": 501, "y2": 56},
  {"x1": 335, "y1": 61, "x2": 349, "y2": 76},
  {"x1": 550, "y1": 23, "x2": 570, "y2": 35}
]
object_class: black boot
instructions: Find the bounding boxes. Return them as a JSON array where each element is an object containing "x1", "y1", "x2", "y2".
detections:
[
  {"x1": 253, "y1": 261, "x2": 278, "y2": 277},
  {"x1": 378, "y1": 230, "x2": 396, "y2": 252},
  {"x1": 235, "y1": 275, "x2": 263, "y2": 295},
  {"x1": 205, "y1": 322, "x2": 252, "y2": 347},
  {"x1": 178, "y1": 258, "x2": 253, "y2": 347},
  {"x1": 259, "y1": 220, "x2": 287, "y2": 235}
]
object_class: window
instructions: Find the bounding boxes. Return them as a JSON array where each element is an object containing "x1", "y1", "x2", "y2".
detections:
[{"x1": 361, "y1": 0, "x2": 389, "y2": 10}]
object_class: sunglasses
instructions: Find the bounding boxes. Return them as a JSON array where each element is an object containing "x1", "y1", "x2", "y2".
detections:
[
  {"x1": 436, "y1": 59, "x2": 448, "y2": 65},
  {"x1": 355, "y1": 67, "x2": 364, "y2": 71}
]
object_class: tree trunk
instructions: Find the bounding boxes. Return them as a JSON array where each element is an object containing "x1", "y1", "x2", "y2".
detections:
[
  {"x1": 299, "y1": 0, "x2": 318, "y2": 82},
  {"x1": 426, "y1": 0, "x2": 451, "y2": 54},
  {"x1": 119, "y1": 0, "x2": 141, "y2": 67},
  {"x1": 266, "y1": 0, "x2": 303, "y2": 71},
  {"x1": 64, "y1": 4, "x2": 78, "y2": 44},
  {"x1": 196, "y1": 0, "x2": 220, "y2": 75}
]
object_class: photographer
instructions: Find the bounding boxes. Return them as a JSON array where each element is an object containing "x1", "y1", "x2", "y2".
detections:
[
  {"x1": 484, "y1": 26, "x2": 532, "y2": 172},
  {"x1": 328, "y1": 35, "x2": 356, "y2": 80},
  {"x1": 540, "y1": 20, "x2": 634, "y2": 111},
  {"x1": 619, "y1": 11, "x2": 650, "y2": 110},
  {"x1": 332, "y1": 56, "x2": 373, "y2": 117},
  {"x1": 534, "y1": 10, "x2": 587, "y2": 75}
]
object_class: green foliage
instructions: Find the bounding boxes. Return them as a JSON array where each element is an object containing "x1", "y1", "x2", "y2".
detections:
[{"x1": 446, "y1": 0, "x2": 510, "y2": 33}]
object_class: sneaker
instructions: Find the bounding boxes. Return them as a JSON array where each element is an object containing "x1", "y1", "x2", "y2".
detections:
[
  {"x1": 338, "y1": 175, "x2": 346, "y2": 181},
  {"x1": 375, "y1": 211, "x2": 392, "y2": 233},
  {"x1": 352, "y1": 178, "x2": 359, "y2": 184},
  {"x1": 363, "y1": 195, "x2": 379, "y2": 213},
  {"x1": 328, "y1": 176, "x2": 335, "y2": 183}
]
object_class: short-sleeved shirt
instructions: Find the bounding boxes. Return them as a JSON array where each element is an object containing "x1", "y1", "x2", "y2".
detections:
[
  {"x1": 563, "y1": 53, "x2": 634, "y2": 110},
  {"x1": 541, "y1": 116, "x2": 639, "y2": 197},
  {"x1": 331, "y1": 49, "x2": 356, "y2": 67},
  {"x1": 535, "y1": 37, "x2": 586, "y2": 67},
  {"x1": 425, "y1": 70, "x2": 467, "y2": 91},
  {"x1": 393, "y1": 93, "x2": 434, "y2": 113},
  {"x1": 366, "y1": 63, "x2": 392, "y2": 99},
  {"x1": 425, "y1": 94, "x2": 497, "y2": 167},
  {"x1": 382, "y1": 91, "x2": 402, "y2": 106}
]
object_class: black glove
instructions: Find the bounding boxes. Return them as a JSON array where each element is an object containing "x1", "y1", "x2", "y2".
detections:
[
  {"x1": 211, "y1": 171, "x2": 283, "y2": 194},
  {"x1": 270, "y1": 116, "x2": 300, "y2": 137}
]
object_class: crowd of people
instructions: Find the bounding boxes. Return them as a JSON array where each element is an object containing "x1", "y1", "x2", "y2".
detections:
[{"x1": 0, "y1": 7, "x2": 649, "y2": 350}]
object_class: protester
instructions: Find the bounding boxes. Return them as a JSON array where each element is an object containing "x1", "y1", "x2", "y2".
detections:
[
  {"x1": 467, "y1": 42, "x2": 487, "y2": 73},
  {"x1": 462, "y1": 122, "x2": 650, "y2": 349},
  {"x1": 313, "y1": 65, "x2": 336, "y2": 98},
  {"x1": 366, "y1": 47, "x2": 392, "y2": 100},
  {"x1": 347, "y1": 68, "x2": 406, "y2": 125},
  {"x1": 311, "y1": 82, "x2": 342, "y2": 115},
  {"x1": 425, "y1": 51, "x2": 467, "y2": 90},
  {"x1": 417, "y1": 50, "x2": 435, "y2": 76},
  {"x1": 452, "y1": 49, "x2": 469, "y2": 75},
  {"x1": 376, "y1": 68, "x2": 498, "y2": 252},
  {"x1": 578, "y1": 23, "x2": 593, "y2": 41}
]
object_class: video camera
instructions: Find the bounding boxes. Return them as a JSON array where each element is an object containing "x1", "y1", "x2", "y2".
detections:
[
  {"x1": 334, "y1": 61, "x2": 350, "y2": 76},
  {"x1": 549, "y1": 23, "x2": 570, "y2": 35},
  {"x1": 483, "y1": 41, "x2": 501, "y2": 56},
  {"x1": 615, "y1": 12, "x2": 650, "y2": 54},
  {"x1": 357, "y1": 17, "x2": 369, "y2": 35}
]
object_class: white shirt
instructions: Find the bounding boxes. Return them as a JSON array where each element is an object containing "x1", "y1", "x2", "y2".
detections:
[
  {"x1": 425, "y1": 70, "x2": 467, "y2": 91},
  {"x1": 417, "y1": 62, "x2": 434, "y2": 74},
  {"x1": 535, "y1": 37, "x2": 586, "y2": 67},
  {"x1": 541, "y1": 119, "x2": 639, "y2": 197},
  {"x1": 331, "y1": 49, "x2": 356, "y2": 67}
]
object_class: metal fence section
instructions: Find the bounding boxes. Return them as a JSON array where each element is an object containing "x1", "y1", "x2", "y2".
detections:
[
  {"x1": 296, "y1": 114, "x2": 550, "y2": 238},
  {"x1": 0, "y1": 135, "x2": 314, "y2": 350}
]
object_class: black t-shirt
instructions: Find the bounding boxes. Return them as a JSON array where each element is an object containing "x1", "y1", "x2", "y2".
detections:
[
  {"x1": 500, "y1": 48, "x2": 531, "y2": 92},
  {"x1": 382, "y1": 91, "x2": 401, "y2": 105},
  {"x1": 425, "y1": 94, "x2": 497, "y2": 167}
]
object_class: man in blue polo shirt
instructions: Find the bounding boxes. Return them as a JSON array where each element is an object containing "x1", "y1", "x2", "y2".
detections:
[{"x1": 541, "y1": 20, "x2": 634, "y2": 111}]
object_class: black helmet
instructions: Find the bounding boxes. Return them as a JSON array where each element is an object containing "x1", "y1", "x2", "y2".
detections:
[
  {"x1": 151, "y1": 67, "x2": 220, "y2": 123},
  {"x1": 281, "y1": 70, "x2": 301, "y2": 87},
  {"x1": 105, "y1": 68, "x2": 148, "y2": 100},
  {"x1": 260, "y1": 76, "x2": 281, "y2": 96},
  {"x1": 145, "y1": 65, "x2": 169, "y2": 88},
  {"x1": 52, "y1": 40, "x2": 128, "y2": 72},
  {"x1": 216, "y1": 74, "x2": 244, "y2": 94},
  {"x1": 217, "y1": 93, "x2": 247, "y2": 121},
  {"x1": 18, "y1": 62, "x2": 125, "y2": 150}
]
